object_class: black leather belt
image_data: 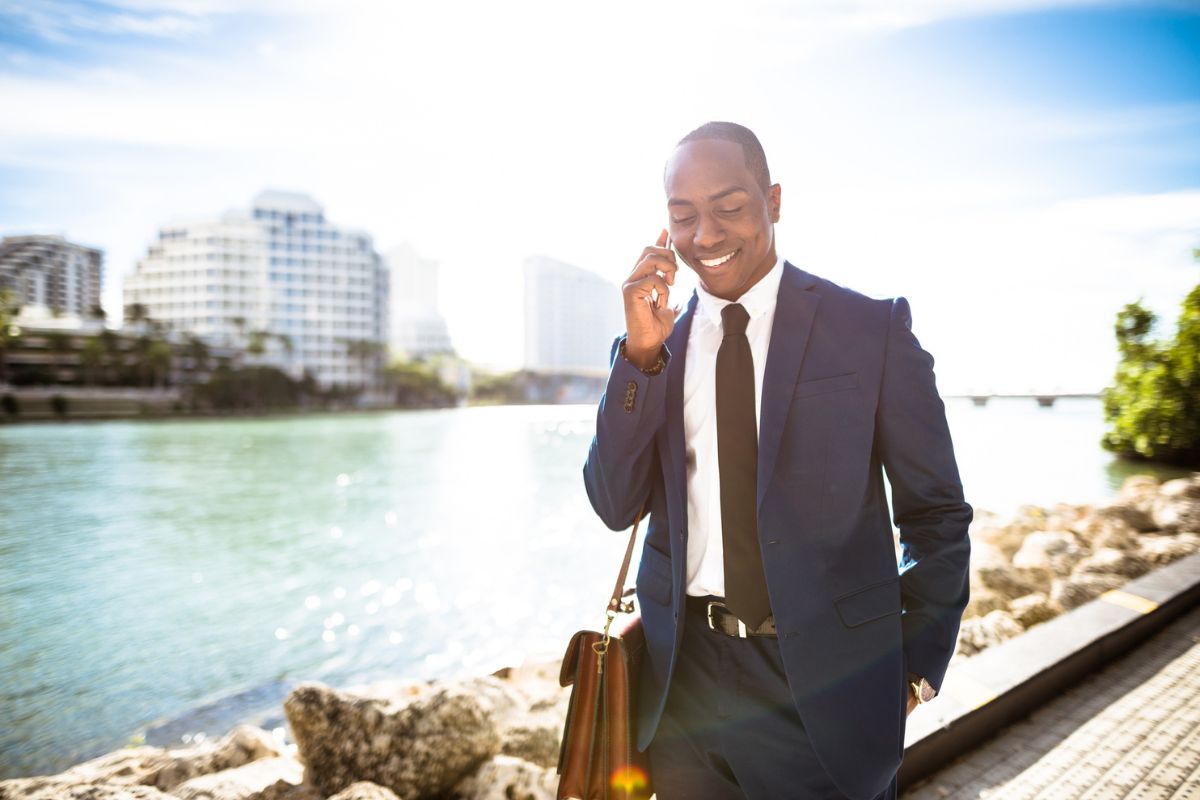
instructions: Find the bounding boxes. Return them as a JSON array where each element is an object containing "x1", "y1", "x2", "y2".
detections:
[{"x1": 688, "y1": 596, "x2": 777, "y2": 638}]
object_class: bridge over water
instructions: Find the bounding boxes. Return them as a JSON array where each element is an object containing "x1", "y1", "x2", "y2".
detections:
[{"x1": 946, "y1": 393, "x2": 1103, "y2": 408}]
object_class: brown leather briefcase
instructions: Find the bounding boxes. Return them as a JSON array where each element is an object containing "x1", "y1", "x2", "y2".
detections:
[{"x1": 556, "y1": 503, "x2": 653, "y2": 800}]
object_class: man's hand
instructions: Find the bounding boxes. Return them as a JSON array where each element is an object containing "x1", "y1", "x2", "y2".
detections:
[{"x1": 621, "y1": 229, "x2": 678, "y2": 370}]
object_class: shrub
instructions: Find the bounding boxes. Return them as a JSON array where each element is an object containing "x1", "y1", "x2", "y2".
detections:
[{"x1": 1102, "y1": 284, "x2": 1200, "y2": 466}]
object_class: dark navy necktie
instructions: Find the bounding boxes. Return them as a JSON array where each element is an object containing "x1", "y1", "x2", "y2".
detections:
[{"x1": 717, "y1": 303, "x2": 772, "y2": 627}]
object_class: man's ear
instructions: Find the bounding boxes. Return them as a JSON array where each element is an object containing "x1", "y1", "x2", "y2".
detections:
[{"x1": 768, "y1": 183, "x2": 781, "y2": 223}]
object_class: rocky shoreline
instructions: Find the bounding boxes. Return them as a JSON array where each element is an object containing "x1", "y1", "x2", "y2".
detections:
[
  {"x1": 3, "y1": 473, "x2": 1197, "y2": 800},
  {"x1": 954, "y1": 473, "x2": 1200, "y2": 659}
]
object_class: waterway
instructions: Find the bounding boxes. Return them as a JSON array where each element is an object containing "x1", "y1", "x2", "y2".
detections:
[{"x1": 0, "y1": 398, "x2": 1189, "y2": 778}]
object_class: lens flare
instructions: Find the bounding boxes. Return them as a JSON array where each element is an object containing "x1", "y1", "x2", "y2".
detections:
[{"x1": 610, "y1": 765, "x2": 648, "y2": 794}]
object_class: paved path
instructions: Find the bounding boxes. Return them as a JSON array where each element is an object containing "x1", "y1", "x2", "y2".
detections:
[{"x1": 903, "y1": 604, "x2": 1200, "y2": 799}]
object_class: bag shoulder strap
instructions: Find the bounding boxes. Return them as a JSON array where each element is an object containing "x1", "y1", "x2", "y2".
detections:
[{"x1": 607, "y1": 498, "x2": 648, "y2": 613}]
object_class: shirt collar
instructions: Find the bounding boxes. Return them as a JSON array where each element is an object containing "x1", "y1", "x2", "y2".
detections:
[{"x1": 695, "y1": 253, "x2": 785, "y2": 329}]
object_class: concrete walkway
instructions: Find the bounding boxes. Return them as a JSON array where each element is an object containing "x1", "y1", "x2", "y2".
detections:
[{"x1": 903, "y1": 603, "x2": 1200, "y2": 799}]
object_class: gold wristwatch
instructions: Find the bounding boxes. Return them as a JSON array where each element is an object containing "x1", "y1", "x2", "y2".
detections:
[{"x1": 908, "y1": 673, "x2": 936, "y2": 704}]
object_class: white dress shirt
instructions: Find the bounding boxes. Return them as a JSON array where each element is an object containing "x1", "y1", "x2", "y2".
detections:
[{"x1": 683, "y1": 254, "x2": 785, "y2": 598}]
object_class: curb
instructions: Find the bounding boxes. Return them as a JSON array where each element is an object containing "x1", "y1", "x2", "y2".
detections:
[{"x1": 898, "y1": 550, "x2": 1200, "y2": 789}]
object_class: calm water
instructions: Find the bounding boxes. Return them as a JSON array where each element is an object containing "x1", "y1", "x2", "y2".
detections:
[{"x1": 0, "y1": 399, "x2": 1188, "y2": 778}]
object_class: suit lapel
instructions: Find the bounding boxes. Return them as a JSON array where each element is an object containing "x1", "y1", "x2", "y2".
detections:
[{"x1": 758, "y1": 262, "x2": 820, "y2": 511}]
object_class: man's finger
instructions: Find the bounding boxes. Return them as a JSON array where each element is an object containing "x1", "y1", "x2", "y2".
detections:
[
  {"x1": 656, "y1": 229, "x2": 668, "y2": 249},
  {"x1": 626, "y1": 274, "x2": 670, "y2": 308},
  {"x1": 628, "y1": 253, "x2": 678, "y2": 284}
]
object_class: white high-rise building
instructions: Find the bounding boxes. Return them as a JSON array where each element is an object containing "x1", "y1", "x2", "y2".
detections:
[
  {"x1": 123, "y1": 191, "x2": 389, "y2": 389},
  {"x1": 0, "y1": 235, "x2": 103, "y2": 318},
  {"x1": 386, "y1": 243, "x2": 453, "y2": 359},
  {"x1": 523, "y1": 256, "x2": 623, "y2": 373}
]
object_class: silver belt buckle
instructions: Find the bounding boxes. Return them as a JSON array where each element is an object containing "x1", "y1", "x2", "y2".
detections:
[{"x1": 706, "y1": 600, "x2": 749, "y2": 638}]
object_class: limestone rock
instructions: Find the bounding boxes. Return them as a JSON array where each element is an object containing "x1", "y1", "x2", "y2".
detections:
[
  {"x1": 1008, "y1": 593, "x2": 1060, "y2": 629},
  {"x1": 1139, "y1": 532, "x2": 1200, "y2": 566},
  {"x1": 963, "y1": 587, "x2": 1007, "y2": 619},
  {"x1": 459, "y1": 674, "x2": 566, "y2": 769},
  {"x1": 1050, "y1": 573, "x2": 1126, "y2": 610},
  {"x1": 973, "y1": 521, "x2": 1035, "y2": 560},
  {"x1": 1080, "y1": 517, "x2": 1140, "y2": 551},
  {"x1": 955, "y1": 610, "x2": 1024, "y2": 657},
  {"x1": 171, "y1": 755, "x2": 306, "y2": 800},
  {"x1": 1074, "y1": 547, "x2": 1151, "y2": 579},
  {"x1": 451, "y1": 755, "x2": 558, "y2": 800},
  {"x1": 497, "y1": 718, "x2": 562, "y2": 769},
  {"x1": 0, "y1": 778, "x2": 178, "y2": 800},
  {"x1": 968, "y1": 540, "x2": 1008, "y2": 571},
  {"x1": 55, "y1": 725, "x2": 282, "y2": 792},
  {"x1": 1118, "y1": 474, "x2": 1161, "y2": 515},
  {"x1": 976, "y1": 564, "x2": 1053, "y2": 601},
  {"x1": 1090, "y1": 503, "x2": 1158, "y2": 534},
  {"x1": 1011, "y1": 531, "x2": 1088, "y2": 576},
  {"x1": 1151, "y1": 476, "x2": 1200, "y2": 533},
  {"x1": 254, "y1": 780, "x2": 325, "y2": 800},
  {"x1": 284, "y1": 681, "x2": 499, "y2": 799},
  {"x1": 327, "y1": 781, "x2": 402, "y2": 800}
]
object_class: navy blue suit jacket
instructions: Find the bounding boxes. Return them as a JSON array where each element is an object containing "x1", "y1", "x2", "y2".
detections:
[{"x1": 582, "y1": 261, "x2": 972, "y2": 800}]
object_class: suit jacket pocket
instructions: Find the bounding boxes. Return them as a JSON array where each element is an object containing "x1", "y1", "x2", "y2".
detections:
[
  {"x1": 834, "y1": 576, "x2": 901, "y2": 627},
  {"x1": 636, "y1": 545, "x2": 673, "y2": 606},
  {"x1": 795, "y1": 372, "x2": 858, "y2": 399}
]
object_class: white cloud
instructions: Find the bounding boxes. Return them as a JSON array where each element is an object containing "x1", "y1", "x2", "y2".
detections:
[{"x1": 0, "y1": 0, "x2": 1193, "y2": 385}]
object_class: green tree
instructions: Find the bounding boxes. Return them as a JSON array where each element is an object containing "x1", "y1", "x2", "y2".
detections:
[
  {"x1": 125, "y1": 303, "x2": 150, "y2": 326},
  {"x1": 194, "y1": 365, "x2": 299, "y2": 411},
  {"x1": 80, "y1": 335, "x2": 105, "y2": 386},
  {"x1": 385, "y1": 359, "x2": 458, "y2": 408},
  {"x1": 1102, "y1": 283, "x2": 1200, "y2": 466},
  {"x1": 0, "y1": 287, "x2": 21, "y2": 385},
  {"x1": 184, "y1": 334, "x2": 210, "y2": 373},
  {"x1": 45, "y1": 331, "x2": 73, "y2": 384}
]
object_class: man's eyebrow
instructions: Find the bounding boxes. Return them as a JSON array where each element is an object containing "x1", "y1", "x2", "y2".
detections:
[{"x1": 667, "y1": 186, "x2": 750, "y2": 206}]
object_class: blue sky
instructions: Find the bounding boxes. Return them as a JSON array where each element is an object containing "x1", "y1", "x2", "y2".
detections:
[{"x1": 0, "y1": 0, "x2": 1196, "y2": 392}]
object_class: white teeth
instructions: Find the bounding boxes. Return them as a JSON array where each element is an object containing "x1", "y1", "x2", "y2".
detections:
[{"x1": 700, "y1": 250, "x2": 737, "y2": 267}]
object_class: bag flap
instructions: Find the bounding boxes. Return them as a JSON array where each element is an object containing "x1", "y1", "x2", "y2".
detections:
[{"x1": 558, "y1": 629, "x2": 600, "y2": 688}]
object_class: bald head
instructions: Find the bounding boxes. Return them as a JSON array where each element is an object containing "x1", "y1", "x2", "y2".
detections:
[{"x1": 667, "y1": 121, "x2": 772, "y2": 191}]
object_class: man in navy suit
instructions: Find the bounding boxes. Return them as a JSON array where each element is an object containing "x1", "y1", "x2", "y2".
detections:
[{"x1": 582, "y1": 122, "x2": 972, "y2": 799}]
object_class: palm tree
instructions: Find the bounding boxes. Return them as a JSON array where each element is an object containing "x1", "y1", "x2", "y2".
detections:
[
  {"x1": 247, "y1": 329, "x2": 269, "y2": 357},
  {"x1": 45, "y1": 331, "x2": 72, "y2": 384},
  {"x1": 80, "y1": 336, "x2": 104, "y2": 386},
  {"x1": 125, "y1": 303, "x2": 150, "y2": 328},
  {"x1": 342, "y1": 338, "x2": 386, "y2": 392},
  {"x1": 98, "y1": 328, "x2": 121, "y2": 385},
  {"x1": 184, "y1": 334, "x2": 210, "y2": 373},
  {"x1": 0, "y1": 287, "x2": 23, "y2": 386},
  {"x1": 146, "y1": 340, "x2": 172, "y2": 388}
]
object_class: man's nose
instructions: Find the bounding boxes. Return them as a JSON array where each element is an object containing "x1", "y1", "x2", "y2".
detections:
[{"x1": 694, "y1": 213, "x2": 724, "y2": 251}]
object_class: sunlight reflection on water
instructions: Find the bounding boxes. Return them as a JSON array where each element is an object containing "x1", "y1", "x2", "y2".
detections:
[{"x1": 0, "y1": 399, "x2": 1188, "y2": 779}]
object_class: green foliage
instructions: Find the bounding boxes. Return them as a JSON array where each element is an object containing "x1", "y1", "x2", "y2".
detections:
[
  {"x1": 195, "y1": 365, "x2": 300, "y2": 411},
  {"x1": 469, "y1": 370, "x2": 526, "y2": 405},
  {"x1": 1102, "y1": 283, "x2": 1200, "y2": 466},
  {"x1": 386, "y1": 360, "x2": 458, "y2": 408}
]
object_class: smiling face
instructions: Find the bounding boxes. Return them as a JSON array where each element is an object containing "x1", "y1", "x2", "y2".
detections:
[{"x1": 665, "y1": 138, "x2": 781, "y2": 302}]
